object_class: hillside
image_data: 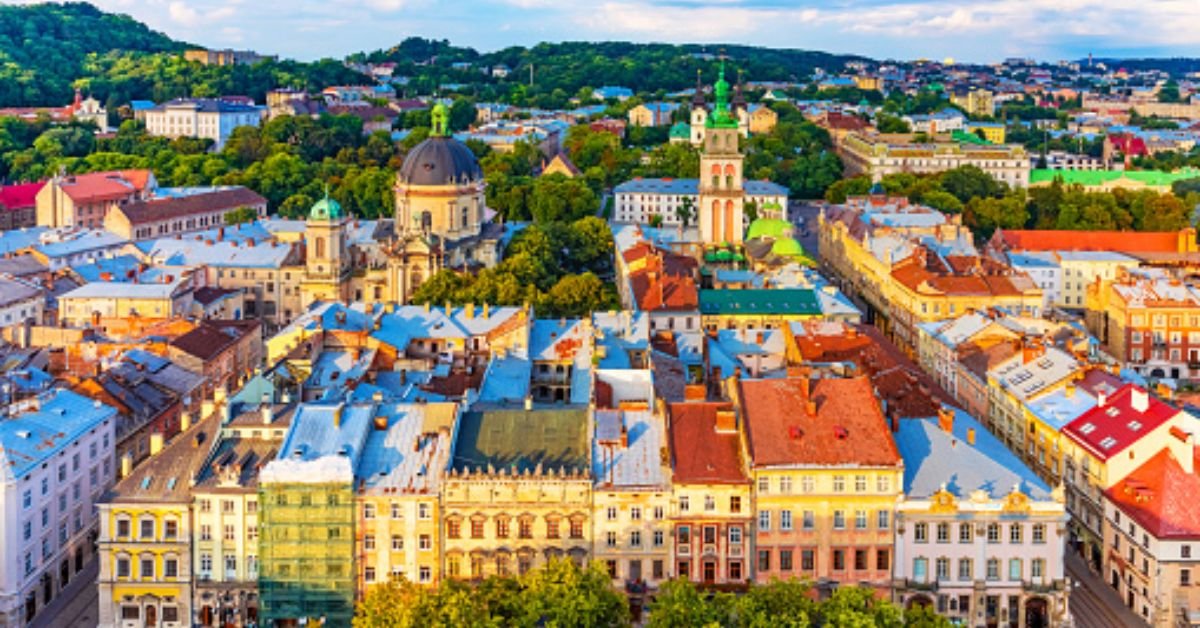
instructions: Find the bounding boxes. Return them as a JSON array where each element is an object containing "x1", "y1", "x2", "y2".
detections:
[
  {"x1": 0, "y1": 2, "x2": 183, "y2": 106},
  {"x1": 0, "y1": 2, "x2": 368, "y2": 109}
]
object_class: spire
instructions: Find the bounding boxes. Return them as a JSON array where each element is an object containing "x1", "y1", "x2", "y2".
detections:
[
  {"x1": 692, "y1": 68, "x2": 706, "y2": 107},
  {"x1": 431, "y1": 101, "x2": 450, "y2": 137},
  {"x1": 706, "y1": 54, "x2": 738, "y2": 129}
]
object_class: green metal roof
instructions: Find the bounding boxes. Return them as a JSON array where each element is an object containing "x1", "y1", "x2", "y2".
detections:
[
  {"x1": 669, "y1": 122, "x2": 691, "y2": 138},
  {"x1": 950, "y1": 129, "x2": 993, "y2": 145},
  {"x1": 746, "y1": 218, "x2": 793, "y2": 241},
  {"x1": 452, "y1": 408, "x2": 590, "y2": 474},
  {"x1": 1029, "y1": 168, "x2": 1200, "y2": 187},
  {"x1": 699, "y1": 289, "x2": 822, "y2": 316}
]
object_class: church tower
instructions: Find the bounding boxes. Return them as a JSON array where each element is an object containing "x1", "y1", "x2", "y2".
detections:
[
  {"x1": 689, "y1": 69, "x2": 708, "y2": 147},
  {"x1": 300, "y1": 188, "x2": 350, "y2": 306},
  {"x1": 697, "y1": 60, "x2": 745, "y2": 245}
]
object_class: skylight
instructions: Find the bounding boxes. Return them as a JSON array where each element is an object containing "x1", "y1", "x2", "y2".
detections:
[
  {"x1": 1079, "y1": 423, "x2": 1096, "y2": 435},
  {"x1": 1099, "y1": 437, "x2": 1118, "y2": 450}
]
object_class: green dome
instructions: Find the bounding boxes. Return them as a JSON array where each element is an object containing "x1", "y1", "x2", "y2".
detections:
[
  {"x1": 746, "y1": 218, "x2": 793, "y2": 241},
  {"x1": 309, "y1": 192, "x2": 343, "y2": 221},
  {"x1": 770, "y1": 237, "x2": 807, "y2": 258},
  {"x1": 669, "y1": 122, "x2": 691, "y2": 138}
]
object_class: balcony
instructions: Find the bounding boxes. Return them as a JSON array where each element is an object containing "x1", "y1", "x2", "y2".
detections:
[
  {"x1": 1023, "y1": 580, "x2": 1064, "y2": 594},
  {"x1": 904, "y1": 579, "x2": 938, "y2": 592}
]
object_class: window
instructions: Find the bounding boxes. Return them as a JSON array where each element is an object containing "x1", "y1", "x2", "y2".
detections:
[
  {"x1": 958, "y1": 558, "x2": 973, "y2": 581},
  {"x1": 729, "y1": 496, "x2": 741, "y2": 513},
  {"x1": 679, "y1": 496, "x2": 689, "y2": 512},
  {"x1": 936, "y1": 522, "x2": 950, "y2": 543},
  {"x1": 419, "y1": 566, "x2": 432, "y2": 583},
  {"x1": 496, "y1": 518, "x2": 510, "y2": 538},
  {"x1": 779, "y1": 477, "x2": 792, "y2": 494},
  {"x1": 164, "y1": 519, "x2": 178, "y2": 540},
  {"x1": 704, "y1": 495, "x2": 715, "y2": 511},
  {"x1": 758, "y1": 477, "x2": 770, "y2": 494},
  {"x1": 363, "y1": 503, "x2": 376, "y2": 519},
  {"x1": 139, "y1": 518, "x2": 154, "y2": 540},
  {"x1": 729, "y1": 526, "x2": 742, "y2": 545},
  {"x1": 986, "y1": 558, "x2": 999, "y2": 581},
  {"x1": 832, "y1": 549, "x2": 845, "y2": 571},
  {"x1": 855, "y1": 475, "x2": 867, "y2": 492},
  {"x1": 570, "y1": 518, "x2": 584, "y2": 539},
  {"x1": 141, "y1": 556, "x2": 154, "y2": 580},
  {"x1": 116, "y1": 556, "x2": 131, "y2": 578},
  {"x1": 855, "y1": 511, "x2": 868, "y2": 530},
  {"x1": 758, "y1": 510, "x2": 771, "y2": 531},
  {"x1": 164, "y1": 556, "x2": 179, "y2": 579},
  {"x1": 364, "y1": 534, "x2": 376, "y2": 550},
  {"x1": 392, "y1": 535, "x2": 403, "y2": 551},
  {"x1": 802, "y1": 476, "x2": 815, "y2": 493},
  {"x1": 607, "y1": 507, "x2": 618, "y2": 521},
  {"x1": 223, "y1": 525, "x2": 235, "y2": 541},
  {"x1": 364, "y1": 567, "x2": 376, "y2": 583},
  {"x1": 803, "y1": 511, "x2": 815, "y2": 530},
  {"x1": 519, "y1": 518, "x2": 533, "y2": 539},
  {"x1": 630, "y1": 530, "x2": 642, "y2": 547},
  {"x1": 678, "y1": 526, "x2": 691, "y2": 545},
  {"x1": 391, "y1": 502, "x2": 402, "y2": 519},
  {"x1": 1009, "y1": 524, "x2": 1023, "y2": 544},
  {"x1": 1183, "y1": 569, "x2": 1192, "y2": 587},
  {"x1": 780, "y1": 550, "x2": 794, "y2": 572},
  {"x1": 936, "y1": 557, "x2": 950, "y2": 581},
  {"x1": 959, "y1": 523, "x2": 973, "y2": 543},
  {"x1": 914, "y1": 522, "x2": 928, "y2": 543},
  {"x1": 653, "y1": 530, "x2": 665, "y2": 547},
  {"x1": 758, "y1": 550, "x2": 771, "y2": 572},
  {"x1": 876, "y1": 549, "x2": 890, "y2": 571},
  {"x1": 630, "y1": 507, "x2": 642, "y2": 521},
  {"x1": 419, "y1": 534, "x2": 431, "y2": 551},
  {"x1": 471, "y1": 520, "x2": 484, "y2": 539},
  {"x1": 200, "y1": 525, "x2": 212, "y2": 541},
  {"x1": 780, "y1": 510, "x2": 793, "y2": 531},
  {"x1": 877, "y1": 510, "x2": 890, "y2": 529},
  {"x1": 1008, "y1": 559, "x2": 1022, "y2": 581},
  {"x1": 987, "y1": 523, "x2": 1000, "y2": 544},
  {"x1": 418, "y1": 503, "x2": 431, "y2": 519},
  {"x1": 116, "y1": 518, "x2": 131, "y2": 538},
  {"x1": 833, "y1": 510, "x2": 845, "y2": 530},
  {"x1": 833, "y1": 476, "x2": 846, "y2": 492},
  {"x1": 802, "y1": 549, "x2": 816, "y2": 571},
  {"x1": 855, "y1": 549, "x2": 868, "y2": 571},
  {"x1": 1032, "y1": 523, "x2": 1046, "y2": 544},
  {"x1": 1032, "y1": 559, "x2": 1045, "y2": 580},
  {"x1": 653, "y1": 506, "x2": 664, "y2": 520}
]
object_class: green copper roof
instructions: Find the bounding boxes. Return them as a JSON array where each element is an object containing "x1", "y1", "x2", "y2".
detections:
[
  {"x1": 669, "y1": 121, "x2": 691, "y2": 138},
  {"x1": 308, "y1": 187, "x2": 343, "y2": 221},
  {"x1": 699, "y1": 288, "x2": 822, "y2": 316},
  {"x1": 746, "y1": 218, "x2": 792, "y2": 240},
  {"x1": 430, "y1": 101, "x2": 450, "y2": 137},
  {"x1": 451, "y1": 408, "x2": 589, "y2": 474},
  {"x1": 951, "y1": 129, "x2": 993, "y2": 145},
  {"x1": 706, "y1": 59, "x2": 740, "y2": 129},
  {"x1": 1029, "y1": 168, "x2": 1200, "y2": 187},
  {"x1": 770, "y1": 236, "x2": 807, "y2": 258}
]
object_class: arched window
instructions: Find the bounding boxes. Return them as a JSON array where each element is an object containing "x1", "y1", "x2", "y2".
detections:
[
  {"x1": 725, "y1": 164, "x2": 736, "y2": 176},
  {"x1": 711, "y1": 164, "x2": 722, "y2": 176},
  {"x1": 314, "y1": 237, "x2": 326, "y2": 259},
  {"x1": 461, "y1": 206, "x2": 470, "y2": 229}
]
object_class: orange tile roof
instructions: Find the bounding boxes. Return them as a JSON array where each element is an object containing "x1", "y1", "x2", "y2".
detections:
[
  {"x1": 738, "y1": 375, "x2": 901, "y2": 468},
  {"x1": 667, "y1": 401, "x2": 748, "y2": 484},
  {"x1": 992, "y1": 228, "x2": 1189, "y2": 254},
  {"x1": 1105, "y1": 448, "x2": 1200, "y2": 539}
]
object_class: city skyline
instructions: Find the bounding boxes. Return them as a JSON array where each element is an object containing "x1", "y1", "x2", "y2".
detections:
[{"x1": 33, "y1": 0, "x2": 1200, "y2": 64}]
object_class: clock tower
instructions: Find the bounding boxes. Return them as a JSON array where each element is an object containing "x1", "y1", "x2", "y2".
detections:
[{"x1": 697, "y1": 60, "x2": 745, "y2": 244}]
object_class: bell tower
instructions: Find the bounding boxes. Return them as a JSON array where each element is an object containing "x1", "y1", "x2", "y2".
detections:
[{"x1": 697, "y1": 59, "x2": 745, "y2": 244}]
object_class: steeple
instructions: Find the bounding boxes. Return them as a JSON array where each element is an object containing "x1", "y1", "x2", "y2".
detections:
[
  {"x1": 731, "y1": 69, "x2": 747, "y2": 111},
  {"x1": 692, "y1": 68, "x2": 706, "y2": 107},
  {"x1": 430, "y1": 102, "x2": 450, "y2": 137},
  {"x1": 706, "y1": 57, "x2": 739, "y2": 129}
]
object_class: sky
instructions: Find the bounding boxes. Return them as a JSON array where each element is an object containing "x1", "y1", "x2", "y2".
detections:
[{"x1": 55, "y1": 0, "x2": 1200, "y2": 63}]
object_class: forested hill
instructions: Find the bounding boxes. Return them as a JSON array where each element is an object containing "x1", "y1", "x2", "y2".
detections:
[
  {"x1": 0, "y1": 2, "x2": 182, "y2": 105},
  {"x1": 0, "y1": 2, "x2": 367, "y2": 109},
  {"x1": 353, "y1": 39, "x2": 870, "y2": 99}
]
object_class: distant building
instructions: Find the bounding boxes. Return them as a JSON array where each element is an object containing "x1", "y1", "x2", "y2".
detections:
[
  {"x1": 103, "y1": 187, "x2": 267, "y2": 241},
  {"x1": 36, "y1": 169, "x2": 156, "y2": 229},
  {"x1": 950, "y1": 87, "x2": 995, "y2": 117},
  {"x1": 184, "y1": 49, "x2": 276, "y2": 66},
  {"x1": 628, "y1": 103, "x2": 680, "y2": 127},
  {"x1": 593, "y1": 86, "x2": 634, "y2": 102},
  {"x1": 837, "y1": 132, "x2": 1031, "y2": 188},
  {"x1": 0, "y1": 182, "x2": 44, "y2": 230},
  {"x1": 142, "y1": 98, "x2": 266, "y2": 150}
]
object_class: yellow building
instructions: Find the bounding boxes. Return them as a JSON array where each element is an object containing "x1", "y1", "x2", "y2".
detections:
[
  {"x1": 592, "y1": 407, "x2": 673, "y2": 592},
  {"x1": 951, "y1": 88, "x2": 995, "y2": 117},
  {"x1": 854, "y1": 75, "x2": 882, "y2": 91},
  {"x1": 735, "y1": 376, "x2": 903, "y2": 590},
  {"x1": 98, "y1": 411, "x2": 220, "y2": 628},
  {"x1": 356, "y1": 402, "x2": 456, "y2": 589},
  {"x1": 746, "y1": 106, "x2": 779, "y2": 135},
  {"x1": 441, "y1": 407, "x2": 593, "y2": 579},
  {"x1": 58, "y1": 277, "x2": 195, "y2": 328},
  {"x1": 965, "y1": 122, "x2": 1006, "y2": 144}
]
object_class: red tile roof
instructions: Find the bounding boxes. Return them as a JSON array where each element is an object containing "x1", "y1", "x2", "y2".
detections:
[
  {"x1": 1108, "y1": 133, "x2": 1149, "y2": 157},
  {"x1": 0, "y1": 182, "x2": 45, "y2": 210},
  {"x1": 115, "y1": 188, "x2": 266, "y2": 226},
  {"x1": 1105, "y1": 448, "x2": 1200, "y2": 540},
  {"x1": 738, "y1": 375, "x2": 901, "y2": 468},
  {"x1": 991, "y1": 228, "x2": 1191, "y2": 254},
  {"x1": 667, "y1": 401, "x2": 748, "y2": 484},
  {"x1": 1063, "y1": 384, "x2": 1180, "y2": 461},
  {"x1": 56, "y1": 170, "x2": 153, "y2": 204},
  {"x1": 890, "y1": 247, "x2": 1029, "y2": 297}
]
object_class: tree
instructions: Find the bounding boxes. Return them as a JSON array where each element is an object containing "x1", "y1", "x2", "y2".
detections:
[
  {"x1": 224, "y1": 206, "x2": 259, "y2": 225},
  {"x1": 510, "y1": 558, "x2": 629, "y2": 628},
  {"x1": 938, "y1": 165, "x2": 1005, "y2": 203},
  {"x1": 352, "y1": 579, "x2": 427, "y2": 628},
  {"x1": 735, "y1": 580, "x2": 816, "y2": 627},
  {"x1": 449, "y1": 98, "x2": 478, "y2": 131},
  {"x1": 876, "y1": 113, "x2": 911, "y2": 133},
  {"x1": 528, "y1": 174, "x2": 598, "y2": 223},
  {"x1": 675, "y1": 196, "x2": 695, "y2": 231},
  {"x1": 645, "y1": 579, "x2": 734, "y2": 628},
  {"x1": 919, "y1": 190, "x2": 964, "y2": 214},
  {"x1": 744, "y1": 200, "x2": 760, "y2": 223}
]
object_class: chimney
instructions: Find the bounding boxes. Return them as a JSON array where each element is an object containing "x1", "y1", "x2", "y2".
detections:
[
  {"x1": 524, "y1": 395, "x2": 533, "y2": 411},
  {"x1": 937, "y1": 405, "x2": 955, "y2": 434},
  {"x1": 619, "y1": 423, "x2": 629, "y2": 448},
  {"x1": 715, "y1": 409, "x2": 737, "y2": 433},
  {"x1": 179, "y1": 411, "x2": 191, "y2": 432},
  {"x1": 483, "y1": 302, "x2": 490, "y2": 318},
  {"x1": 967, "y1": 427, "x2": 976, "y2": 446},
  {"x1": 217, "y1": 227, "x2": 225, "y2": 242},
  {"x1": 261, "y1": 403, "x2": 272, "y2": 425},
  {"x1": 1131, "y1": 388, "x2": 1150, "y2": 413},
  {"x1": 333, "y1": 405, "x2": 343, "y2": 428},
  {"x1": 214, "y1": 386, "x2": 228, "y2": 404},
  {"x1": 1065, "y1": 383, "x2": 1076, "y2": 398},
  {"x1": 1097, "y1": 392, "x2": 1107, "y2": 408},
  {"x1": 684, "y1": 384, "x2": 707, "y2": 401},
  {"x1": 465, "y1": 302, "x2": 475, "y2": 319},
  {"x1": 120, "y1": 453, "x2": 133, "y2": 478},
  {"x1": 149, "y1": 432, "x2": 164, "y2": 456}
]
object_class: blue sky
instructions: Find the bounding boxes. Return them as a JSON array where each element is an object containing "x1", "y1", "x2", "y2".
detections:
[{"x1": 63, "y1": 0, "x2": 1200, "y2": 63}]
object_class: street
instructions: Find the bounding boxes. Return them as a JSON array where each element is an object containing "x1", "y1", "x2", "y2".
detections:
[
  {"x1": 788, "y1": 200, "x2": 823, "y2": 258},
  {"x1": 30, "y1": 558, "x2": 98, "y2": 628},
  {"x1": 1066, "y1": 550, "x2": 1147, "y2": 628}
]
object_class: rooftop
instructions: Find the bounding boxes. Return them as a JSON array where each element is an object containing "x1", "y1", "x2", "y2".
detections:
[
  {"x1": 592, "y1": 409, "x2": 667, "y2": 489},
  {"x1": 1, "y1": 390, "x2": 118, "y2": 481},
  {"x1": 698, "y1": 289, "x2": 821, "y2": 316},
  {"x1": 451, "y1": 407, "x2": 589, "y2": 475},
  {"x1": 667, "y1": 401, "x2": 748, "y2": 485},
  {"x1": 1105, "y1": 447, "x2": 1200, "y2": 540},
  {"x1": 1063, "y1": 384, "x2": 1180, "y2": 461},
  {"x1": 109, "y1": 410, "x2": 220, "y2": 503}
]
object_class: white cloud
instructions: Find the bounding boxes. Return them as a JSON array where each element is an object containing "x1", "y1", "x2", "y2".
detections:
[{"x1": 167, "y1": 1, "x2": 235, "y2": 27}]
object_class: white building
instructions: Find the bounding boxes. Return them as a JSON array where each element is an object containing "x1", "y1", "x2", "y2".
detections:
[
  {"x1": 0, "y1": 390, "x2": 117, "y2": 626},
  {"x1": 0, "y1": 276, "x2": 43, "y2": 329},
  {"x1": 893, "y1": 410, "x2": 1070, "y2": 627},
  {"x1": 612, "y1": 178, "x2": 788, "y2": 226},
  {"x1": 142, "y1": 99, "x2": 265, "y2": 150}
]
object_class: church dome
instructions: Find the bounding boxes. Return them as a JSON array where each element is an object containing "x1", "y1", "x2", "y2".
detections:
[
  {"x1": 309, "y1": 192, "x2": 343, "y2": 221},
  {"x1": 398, "y1": 136, "x2": 483, "y2": 186},
  {"x1": 770, "y1": 236, "x2": 807, "y2": 259}
]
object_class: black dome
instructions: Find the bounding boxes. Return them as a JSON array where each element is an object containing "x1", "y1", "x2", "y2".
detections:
[{"x1": 398, "y1": 136, "x2": 483, "y2": 186}]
